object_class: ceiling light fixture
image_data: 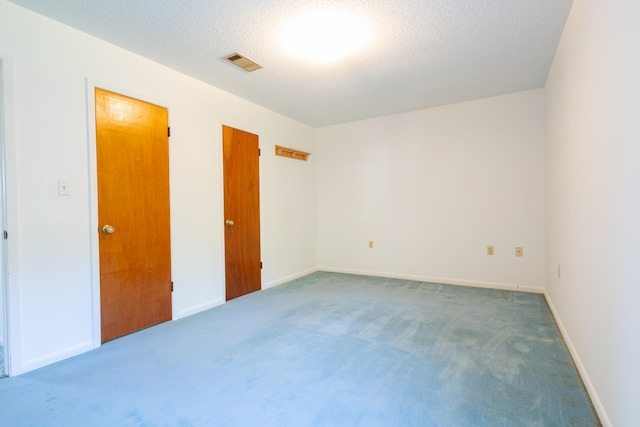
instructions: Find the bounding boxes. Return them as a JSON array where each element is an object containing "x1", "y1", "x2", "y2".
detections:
[{"x1": 280, "y1": 8, "x2": 372, "y2": 63}]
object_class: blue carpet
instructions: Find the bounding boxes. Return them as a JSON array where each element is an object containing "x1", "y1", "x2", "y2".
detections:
[{"x1": 0, "y1": 272, "x2": 599, "y2": 426}]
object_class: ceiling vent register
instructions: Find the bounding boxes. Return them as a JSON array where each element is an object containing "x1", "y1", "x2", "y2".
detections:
[{"x1": 224, "y1": 53, "x2": 263, "y2": 72}]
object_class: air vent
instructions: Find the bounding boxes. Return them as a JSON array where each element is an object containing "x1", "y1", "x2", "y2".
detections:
[{"x1": 224, "y1": 52, "x2": 263, "y2": 72}]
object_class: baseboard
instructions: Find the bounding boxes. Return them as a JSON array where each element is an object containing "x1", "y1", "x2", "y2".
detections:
[
  {"x1": 262, "y1": 267, "x2": 319, "y2": 290},
  {"x1": 176, "y1": 298, "x2": 225, "y2": 319},
  {"x1": 176, "y1": 269, "x2": 319, "y2": 319},
  {"x1": 21, "y1": 341, "x2": 94, "y2": 374},
  {"x1": 544, "y1": 292, "x2": 611, "y2": 427},
  {"x1": 318, "y1": 267, "x2": 544, "y2": 294}
]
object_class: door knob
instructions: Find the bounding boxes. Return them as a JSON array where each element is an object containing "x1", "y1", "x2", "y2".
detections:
[
  {"x1": 102, "y1": 225, "x2": 116, "y2": 234},
  {"x1": 225, "y1": 219, "x2": 235, "y2": 226}
]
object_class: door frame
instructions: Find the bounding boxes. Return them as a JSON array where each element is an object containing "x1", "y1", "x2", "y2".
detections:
[
  {"x1": 0, "y1": 53, "x2": 21, "y2": 376},
  {"x1": 217, "y1": 120, "x2": 263, "y2": 301},
  {"x1": 86, "y1": 79, "x2": 173, "y2": 347}
]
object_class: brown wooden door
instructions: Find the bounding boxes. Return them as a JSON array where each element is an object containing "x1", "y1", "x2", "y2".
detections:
[
  {"x1": 222, "y1": 125, "x2": 261, "y2": 300},
  {"x1": 95, "y1": 88, "x2": 172, "y2": 343}
]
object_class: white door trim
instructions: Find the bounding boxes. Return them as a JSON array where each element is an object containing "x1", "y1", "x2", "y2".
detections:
[{"x1": 0, "y1": 53, "x2": 22, "y2": 376}]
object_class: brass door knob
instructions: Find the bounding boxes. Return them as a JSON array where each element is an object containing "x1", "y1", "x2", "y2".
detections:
[
  {"x1": 225, "y1": 219, "x2": 235, "y2": 226},
  {"x1": 102, "y1": 225, "x2": 116, "y2": 234}
]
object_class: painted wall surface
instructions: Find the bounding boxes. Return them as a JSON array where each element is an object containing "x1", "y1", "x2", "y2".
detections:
[
  {"x1": 0, "y1": 1, "x2": 316, "y2": 374},
  {"x1": 544, "y1": 0, "x2": 640, "y2": 426},
  {"x1": 316, "y1": 90, "x2": 545, "y2": 290}
]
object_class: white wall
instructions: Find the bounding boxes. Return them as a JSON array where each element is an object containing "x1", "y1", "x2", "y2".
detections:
[
  {"x1": 316, "y1": 90, "x2": 545, "y2": 291},
  {"x1": 545, "y1": 0, "x2": 640, "y2": 426},
  {"x1": 0, "y1": 0, "x2": 316, "y2": 374}
]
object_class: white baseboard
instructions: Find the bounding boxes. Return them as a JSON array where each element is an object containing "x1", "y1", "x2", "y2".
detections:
[
  {"x1": 176, "y1": 268, "x2": 319, "y2": 319},
  {"x1": 21, "y1": 341, "x2": 94, "y2": 374},
  {"x1": 318, "y1": 267, "x2": 545, "y2": 294},
  {"x1": 262, "y1": 267, "x2": 319, "y2": 290},
  {"x1": 176, "y1": 298, "x2": 224, "y2": 319},
  {"x1": 544, "y1": 292, "x2": 611, "y2": 427}
]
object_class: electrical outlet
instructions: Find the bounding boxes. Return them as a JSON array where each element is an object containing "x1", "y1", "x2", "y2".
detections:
[
  {"x1": 487, "y1": 245, "x2": 494, "y2": 256},
  {"x1": 515, "y1": 246, "x2": 523, "y2": 257},
  {"x1": 369, "y1": 240, "x2": 374, "y2": 249}
]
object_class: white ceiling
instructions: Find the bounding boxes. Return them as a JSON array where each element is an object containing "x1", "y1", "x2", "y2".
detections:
[{"x1": 8, "y1": 0, "x2": 573, "y2": 127}]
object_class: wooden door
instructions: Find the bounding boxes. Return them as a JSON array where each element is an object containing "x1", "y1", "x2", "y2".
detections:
[
  {"x1": 222, "y1": 125, "x2": 261, "y2": 300},
  {"x1": 95, "y1": 88, "x2": 172, "y2": 343}
]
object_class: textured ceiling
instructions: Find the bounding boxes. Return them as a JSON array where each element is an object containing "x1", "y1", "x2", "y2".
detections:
[{"x1": 7, "y1": 0, "x2": 573, "y2": 127}]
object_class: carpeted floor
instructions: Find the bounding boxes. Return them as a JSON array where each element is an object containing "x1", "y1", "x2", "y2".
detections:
[{"x1": 0, "y1": 272, "x2": 600, "y2": 426}]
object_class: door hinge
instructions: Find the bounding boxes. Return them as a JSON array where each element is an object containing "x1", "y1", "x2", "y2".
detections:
[
  {"x1": 258, "y1": 148, "x2": 261, "y2": 156},
  {"x1": 3, "y1": 230, "x2": 7, "y2": 240},
  {"x1": 171, "y1": 281, "x2": 174, "y2": 292},
  {"x1": 260, "y1": 261, "x2": 263, "y2": 269},
  {"x1": 168, "y1": 126, "x2": 171, "y2": 137}
]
